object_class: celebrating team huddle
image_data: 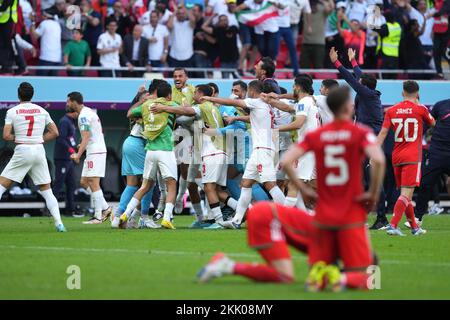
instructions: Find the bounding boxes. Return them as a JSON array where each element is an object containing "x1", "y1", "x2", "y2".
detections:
[{"x1": 1, "y1": 58, "x2": 437, "y2": 291}]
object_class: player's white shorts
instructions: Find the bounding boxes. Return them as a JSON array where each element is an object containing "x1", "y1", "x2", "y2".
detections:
[
  {"x1": 143, "y1": 150, "x2": 177, "y2": 180},
  {"x1": 1, "y1": 144, "x2": 51, "y2": 185},
  {"x1": 186, "y1": 147, "x2": 201, "y2": 183},
  {"x1": 243, "y1": 148, "x2": 277, "y2": 183},
  {"x1": 201, "y1": 153, "x2": 227, "y2": 186},
  {"x1": 82, "y1": 153, "x2": 106, "y2": 178},
  {"x1": 297, "y1": 151, "x2": 316, "y2": 181}
]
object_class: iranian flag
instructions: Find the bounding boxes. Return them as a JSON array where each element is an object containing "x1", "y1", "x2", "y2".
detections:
[{"x1": 236, "y1": 3, "x2": 279, "y2": 27}]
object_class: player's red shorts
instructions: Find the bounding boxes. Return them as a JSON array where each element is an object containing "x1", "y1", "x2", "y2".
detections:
[
  {"x1": 308, "y1": 224, "x2": 373, "y2": 271},
  {"x1": 247, "y1": 202, "x2": 314, "y2": 263},
  {"x1": 394, "y1": 163, "x2": 421, "y2": 188}
]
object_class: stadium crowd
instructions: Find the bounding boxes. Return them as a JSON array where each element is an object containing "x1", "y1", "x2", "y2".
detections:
[{"x1": 1, "y1": 0, "x2": 450, "y2": 78}]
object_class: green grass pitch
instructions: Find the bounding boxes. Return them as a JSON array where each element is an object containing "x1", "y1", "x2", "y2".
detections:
[{"x1": 1, "y1": 214, "x2": 450, "y2": 299}]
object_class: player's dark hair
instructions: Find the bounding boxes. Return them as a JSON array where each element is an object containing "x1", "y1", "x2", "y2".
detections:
[
  {"x1": 327, "y1": 86, "x2": 351, "y2": 116},
  {"x1": 403, "y1": 80, "x2": 420, "y2": 95},
  {"x1": 156, "y1": 82, "x2": 172, "y2": 98},
  {"x1": 232, "y1": 80, "x2": 247, "y2": 92},
  {"x1": 67, "y1": 91, "x2": 84, "y2": 104},
  {"x1": 148, "y1": 79, "x2": 167, "y2": 94},
  {"x1": 196, "y1": 84, "x2": 213, "y2": 97},
  {"x1": 248, "y1": 80, "x2": 264, "y2": 94},
  {"x1": 260, "y1": 57, "x2": 275, "y2": 78},
  {"x1": 262, "y1": 81, "x2": 278, "y2": 94},
  {"x1": 18, "y1": 82, "x2": 34, "y2": 101},
  {"x1": 208, "y1": 82, "x2": 219, "y2": 95},
  {"x1": 294, "y1": 74, "x2": 314, "y2": 95},
  {"x1": 194, "y1": 4, "x2": 203, "y2": 12},
  {"x1": 360, "y1": 74, "x2": 377, "y2": 90},
  {"x1": 173, "y1": 67, "x2": 187, "y2": 76},
  {"x1": 280, "y1": 87, "x2": 288, "y2": 94},
  {"x1": 321, "y1": 79, "x2": 339, "y2": 90}
]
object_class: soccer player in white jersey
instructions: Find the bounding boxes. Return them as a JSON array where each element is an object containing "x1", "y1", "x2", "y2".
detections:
[
  {"x1": 264, "y1": 75, "x2": 320, "y2": 209},
  {"x1": 314, "y1": 79, "x2": 339, "y2": 125},
  {"x1": 201, "y1": 80, "x2": 286, "y2": 229},
  {"x1": 66, "y1": 92, "x2": 111, "y2": 225},
  {"x1": 0, "y1": 82, "x2": 66, "y2": 232}
]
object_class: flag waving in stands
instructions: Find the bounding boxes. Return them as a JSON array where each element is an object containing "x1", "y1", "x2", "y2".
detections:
[{"x1": 236, "y1": 2, "x2": 279, "y2": 27}]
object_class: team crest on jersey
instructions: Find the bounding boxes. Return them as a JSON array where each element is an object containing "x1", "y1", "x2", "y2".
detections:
[
  {"x1": 297, "y1": 104, "x2": 305, "y2": 112},
  {"x1": 80, "y1": 117, "x2": 88, "y2": 124}
]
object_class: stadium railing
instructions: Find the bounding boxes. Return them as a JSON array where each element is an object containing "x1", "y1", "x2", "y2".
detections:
[{"x1": 19, "y1": 66, "x2": 449, "y2": 79}]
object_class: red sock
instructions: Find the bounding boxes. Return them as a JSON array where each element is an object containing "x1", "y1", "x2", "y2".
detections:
[
  {"x1": 343, "y1": 272, "x2": 369, "y2": 290},
  {"x1": 233, "y1": 263, "x2": 293, "y2": 283},
  {"x1": 405, "y1": 201, "x2": 418, "y2": 229},
  {"x1": 391, "y1": 195, "x2": 409, "y2": 228}
]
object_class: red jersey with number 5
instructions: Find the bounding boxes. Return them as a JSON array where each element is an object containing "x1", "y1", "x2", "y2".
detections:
[
  {"x1": 4, "y1": 103, "x2": 53, "y2": 144},
  {"x1": 382, "y1": 101, "x2": 434, "y2": 166},
  {"x1": 298, "y1": 120, "x2": 376, "y2": 227}
]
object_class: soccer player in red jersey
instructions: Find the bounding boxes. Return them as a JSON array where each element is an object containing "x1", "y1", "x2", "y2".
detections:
[
  {"x1": 281, "y1": 86, "x2": 386, "y2": 291},
  {"x1": 196, "y1": 201, "x2": 314, "y2": 283},
  {"x1": 377, "y1": 80, "x2": 435, "y2": 236}
]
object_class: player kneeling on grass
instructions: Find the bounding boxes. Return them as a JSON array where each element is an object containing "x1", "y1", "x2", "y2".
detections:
[
  {"x1": 66, "y1": 92, "x2": 112, "y2": 225},
  {"x1": 0, "y1": 82, "x2": 66, "y2": 232},
  {"x1": 119, "y1": 81, "x2": 178, "y2": 230},
  {"x1": 282, "y1": 86, "x2": 385, "y2": 291},
  {"x1": 197, "y1": 201, "x2": 314, "y2": 283}
]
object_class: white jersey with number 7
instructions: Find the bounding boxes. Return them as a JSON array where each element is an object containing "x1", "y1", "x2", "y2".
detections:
[{"x1": 5, "y1": 103, "x2": 54, "y2": 144}]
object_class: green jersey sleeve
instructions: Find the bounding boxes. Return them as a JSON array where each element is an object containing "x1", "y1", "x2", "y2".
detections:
[{"x1": 131, "y1": 105, "x2": 143, "y2": 117}]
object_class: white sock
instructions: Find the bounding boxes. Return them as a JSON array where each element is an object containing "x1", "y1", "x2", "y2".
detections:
[
  {"x1": 39, "y1": 189, "x2": 62, "y2": 226},
  {"x1": 269, "y1": 186, "x2": 286, "y2": 204},
  {"x1": 226, "y1": 197, "x2": 238, "y2": 211},
  {"x1": 124, "y1": 197, "x2": 140, "y2": 217},
  {"x1": 284, "y1": 196, "x2": 297, "y2": 207},
  {"x1": 211, "y1": 205, "x2": 223, "y2": 223},
  {"x1": 164, "y1": 202, "x2": 174, "y2": 221},
  {"x1": 176, "y1": 177, "x2": 187, "y2": 203},
  {"x1": 86, "y1": 187, "x2": 94, "y2": 209},
  {"x1": 233, "y1": 187, "x2": 252, "y2": 224},
  {"x1": 102, "y1": 197, "x2": 109, "y2": 211},
  {"x1": 295, "y1": 192, "x2": 307, "y2": 210},
  {"x1": 0, "y1": 184, "x2": 7, "y2": 199},
  {"x1": 130, "y1": 208, "x2": 141, "y2": 220},
  {"x1": 192, "y1": 202, "x2": 204, "y2": 221},
  {"x1": 91, "y1": 190, "x2": 105, "y2": 220}
]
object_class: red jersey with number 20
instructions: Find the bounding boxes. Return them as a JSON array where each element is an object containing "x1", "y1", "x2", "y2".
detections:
[
  {"x1": 298, "y1": 120, "x2": 376, "y2": 227},
  {"x1": 382, "y1": 101, "x2": 434, "y2": 166}
]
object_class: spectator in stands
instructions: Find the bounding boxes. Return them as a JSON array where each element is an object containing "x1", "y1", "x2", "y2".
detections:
[
  {"x1": 107, "y1": 0, "x2": 134, "y2": 37},
  {"x1": 80, "y1": 0, "x2": 102, "y2": 66},
  {"x1": 290, "y1": 0, "x2": 311, "y2": 47},
  {"x1": 0, "y1": 0, "x2": 18, "y2": 74},
  {"x1": 389, "y1": 0, "x2": 410, "y2": 29},
  {"x1": 55, "y1": 0, "x2": 74, "y2": 60},
  {"x1": 202, "y1": 14, "x2": 239, "y2": 78},
  {"x1": 122, "y1": 24, "x2": 149, "y2": 76},
  {"x1": 377, "y1": 10, "x2": 402, "y2": 78},
  {"x1": 217, "y1": 0, "x2": 239, "y2": 27},
  {"x1": 167, "y1": 5, "x2": 195, "y2": 67},
  {"x1": 192, "y1": 4, "x2": 214, "y2": 70},
  {"x1": 30, "y1": 9, "x2": 62, "y2": 76},
  {"x1": 42, "y1": 0, "x2": 56, "y2": 10},
  {"x1": 140, "y1": 0, "x2": 173, "y2": 26},
  {"x1": 64, "y1": 29, "x2": 92, "y2": 76},
  {"x1": 408, "y1": 0, "x2": 434, "y2": 68},
  {"x1": 142, "y1": 10, "x2": 169, "y2": 68},
  {"x1": 400, "y1": 19, "x2": 428, "y2": 78},
  {"x1": 275, "y1": 0, "x2": 299, "y2": 75},
  {"x1": 432, "y1": 0, "x2": 450, "y2": 79},
  {"x1": 363, "y1": 1, "x2": 385, "y2": 69},
  {"x1": 236, "y1": 0, "x2": 279, "y2": 60},
  {"x1": 347, "y1": 0, "x2": 367, "y2": 22},
  {"x1": 97, "y1": 19, "x2": 122, "y2": 77},
  {"x1": 324, "y1": 1, "x2": 346, "y2": 68},
  {"x1": 337, "y1": 15, "x2": 366, "y2": 65},
  {"x1": 300, "y1": 0, "x2": 334, "y2": 70},
  {"x1": 53, "y1": 108, "x2": 78, "y2": 217}
]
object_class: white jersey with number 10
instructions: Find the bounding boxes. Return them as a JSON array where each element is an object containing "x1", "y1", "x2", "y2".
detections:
[{"x1": 78, "y1": 106, "x2": 107, "y2": 155}]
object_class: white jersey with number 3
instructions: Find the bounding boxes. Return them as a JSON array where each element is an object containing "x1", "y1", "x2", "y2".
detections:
[
  {"x1": 78, "y1": 106, "x2": 107, "y2": 154},
  {"x1": 295, "y1": 96, "x2": 320, "y2": 141},
  {"x1": 5, "y1": 103, "x2": 53, "y2": 144}
]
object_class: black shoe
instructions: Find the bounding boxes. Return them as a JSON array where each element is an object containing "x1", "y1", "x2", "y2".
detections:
[{"x1": 370, "y1": 217, "x2": 389, "y2": 230}]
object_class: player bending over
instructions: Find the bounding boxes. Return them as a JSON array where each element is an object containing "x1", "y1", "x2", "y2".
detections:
[
  {"x1": 377, "y1": 80, "x2": 434, "y2": 236},
  {"x1": 282, "y1": 86, "x2": 385, "y2": 291},
  {"x1": 0, "y1": 82, "x2": 66, "y2": 232},
  {"x1": 197, "y1": 202, "x2": 314, "y2": 283}
]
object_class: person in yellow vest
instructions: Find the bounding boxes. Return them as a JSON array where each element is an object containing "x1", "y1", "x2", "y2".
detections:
[
  {"x1": 0, "y1": 0, "x2": 18, "y2": 74},
  {"x1": 151, "y1": 84, "x2": 234, "y2": 229},
  {"x1": 376, "y1": 10, "x2": 402, "y2": 79}
]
